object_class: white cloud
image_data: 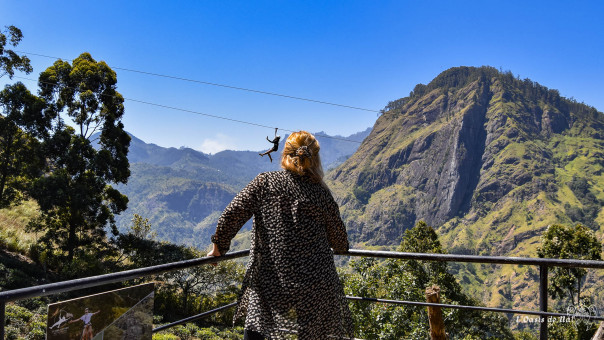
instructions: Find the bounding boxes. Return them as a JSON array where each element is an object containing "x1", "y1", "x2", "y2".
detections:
[{"x1": 198, "y1": 133, "x2": 237, "y2": 154}]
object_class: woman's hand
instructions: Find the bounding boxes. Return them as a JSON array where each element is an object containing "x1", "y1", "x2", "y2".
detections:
[{"x1": 207, "y1": 243, "x2": 221, "y2": 266}]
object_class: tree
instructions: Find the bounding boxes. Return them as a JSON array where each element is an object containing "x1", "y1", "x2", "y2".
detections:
[
  {"x1": 163, "y1": 247, "x2": 243, "y2": 316},
  {"x1": 113, "y1": 216, "x2": 244, "y2": 322},
  {"x1": 537, "y1": 224, "x2": 602, "y2": 305},
  {"x1": 0, "y1": 26, "x2": 47, "y2": 207},
  {"x1": 0, "y1": 82, "x2": 51, "y2": 207},
  {"x1": 0, "y1": 25, "x2": 33, "y2": 79},
  {"x1": 28, "y1": 53, "x2": 130, "y2": 272},
  {"x1": 343, "y1": 221, "x2": 513, "y2": 339}
]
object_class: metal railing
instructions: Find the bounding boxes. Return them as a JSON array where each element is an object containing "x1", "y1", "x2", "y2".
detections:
[{"x1": 1, "y1": 249, "x2": 603, "y2": 340}]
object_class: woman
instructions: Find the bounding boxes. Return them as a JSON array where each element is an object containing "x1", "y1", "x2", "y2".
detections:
[{"x1": 208, "y1": 131, "x2": 354, "y2": 340}]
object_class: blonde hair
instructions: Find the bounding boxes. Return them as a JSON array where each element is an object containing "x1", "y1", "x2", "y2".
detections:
[{"x1": 281, "y1": 131, "x2": 324, "y2": 183}]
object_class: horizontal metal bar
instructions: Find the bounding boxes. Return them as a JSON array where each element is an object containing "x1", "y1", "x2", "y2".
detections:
[
  {"x1": 1, "y1": 248, "x2": 602, "y2": 306},
  {"x1": 345, "y1": 296, "x2": 604, "y2": 321},
  {"x1": 152, "y1": 295, "x2": 604, "y2": 336},
  {"x1": 0, "y1": 250, "x2": 249, "y2": 303},
  {"x1": 152, "y1": 302, "x2": 238, "y2": 333},
  {"x1": 344, "y1": 249, "x2": 604, "y2": 269}
]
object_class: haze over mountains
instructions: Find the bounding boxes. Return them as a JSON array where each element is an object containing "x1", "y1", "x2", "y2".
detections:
[{"x1": 113, "y1": 128, "x2": 371, "y2": 247}]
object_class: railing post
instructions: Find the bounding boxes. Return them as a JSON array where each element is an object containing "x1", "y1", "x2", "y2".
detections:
[
  {"x1": 1, "y1": 300, "x2": 5, "y2": 340},
  {"x1": 539, "y1": 265, "x2": 548, "y2": 340},
  {"x1": 425, "y1": 285, "x2": 447, "y2": 340}
]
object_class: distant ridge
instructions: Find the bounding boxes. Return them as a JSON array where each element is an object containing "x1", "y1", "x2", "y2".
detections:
[{"x1": 111, "y1": 128, "x2": 371, "y2": 247}]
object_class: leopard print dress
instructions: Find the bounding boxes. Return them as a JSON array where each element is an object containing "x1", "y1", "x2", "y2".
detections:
[{"x1": 211, "y1": 170, "x2": 354, "y2": 339}]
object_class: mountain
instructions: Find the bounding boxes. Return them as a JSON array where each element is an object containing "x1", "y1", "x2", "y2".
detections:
[
  {"x1": 326, "y1": 66, "x2": 603, "y2": 309},
  {"x1": 113, "y1": 128, "x2": 370, "y2": 247},
  {"x1": 313, "y1": 128, "x2": 372, "y2": 169}
]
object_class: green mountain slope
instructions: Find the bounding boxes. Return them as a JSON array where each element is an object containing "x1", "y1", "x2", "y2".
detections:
[{"x1": 326, "y1": 66, "x2": 604, "y2": 310}]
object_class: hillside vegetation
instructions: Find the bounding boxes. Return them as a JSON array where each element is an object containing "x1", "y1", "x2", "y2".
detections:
[{"x1": 326, "y1": 66, "x2": 604, "y2": 312}]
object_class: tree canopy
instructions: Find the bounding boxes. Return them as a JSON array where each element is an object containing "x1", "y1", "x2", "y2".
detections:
[
  {"x1": 537, "y1": 224, "x2": 602, "y2": 304},
  {"x1": 0, "y1": 25, "x2": 32, "y2": 79},
  {"x1": 344, "y1": 221, "x2": 513, "y2": 339},
  {"x1": 0, "y1": 83, "x2": 51, "y2": 208},
  {"x1": 28, "y1": 53, "x2": 131, "y2": 272}
]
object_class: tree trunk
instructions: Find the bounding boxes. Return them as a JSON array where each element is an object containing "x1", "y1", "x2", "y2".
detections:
[
  {"x1": 67, "y1": 218, "x2": 77, "y2": 262},
  {"x1": 577, "y1": 275, "x2": 581, "y2": 305},
  {"x1": 592, "y1": 321, "x2": 604, "y2": 340},
  {"x1": 426, "y1": 285, "x2": 447, "y2": 340},
  {"x1": 182, "y1": 287, "x2": 189, "y2": 315},
  {"x1": 67, "y1": 226, "x2": 75, "y2": 262},
  {"x1": 0, "y1": 132, "x2": 14, "y2": 205}
]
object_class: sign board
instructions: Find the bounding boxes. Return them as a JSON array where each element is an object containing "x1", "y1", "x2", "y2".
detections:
[{"x1": 46, "y1": 282, "x2": 154, "y2": 340}]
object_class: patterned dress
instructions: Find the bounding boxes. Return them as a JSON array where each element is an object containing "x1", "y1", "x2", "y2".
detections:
[{"x1": 211, "y1": 170, "x2": 354, "y2": 339}]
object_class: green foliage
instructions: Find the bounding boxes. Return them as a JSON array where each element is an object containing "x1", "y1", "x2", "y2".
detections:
[
  {"x1": 113, "y1": 216, "x2": 244, "y2": 322},
  {"x1": 3, "y1": 304, "x2": 45, "y2": 340},
  {"x1": 331, "y1": 64, "x2": 604, "y2": 318},
  {"x1": 153, "y1": 324, "x2": 245, "y2": 340},
  {"x1": 537, "y1": 224, "x2": 602, "y2": 305},
  {"x1": 513, "y1": 330, "x2": 538, "y2": 340},
  {"x1": 548, "y1": 319, "x2": 599, "y2": 340},
  {"x1": 115, "y1": 167, "x2": 241, "y2": 247},
  {"x1": 352, "y1": 185, "x2": 370, "y2": 204},
  {"x1": 566, "y1": 176, "x2": 603, "y2": 230},
  {"x1": 344, "y1": 221, "x2": 513, "y2": 339},
  {"x1": 154, "y1": 254, "x2": 243, "y2": 323},
  {"x1": 130, "y1": 213, "x2": 157, "y2": 240},
  {"x1": 152, "y1": 333, "x2": 180, "y2": 340},
  {"x1": 0, "y1": 82, "x2": 50, "y2": 208},
  {"x1": 27, "y1": 52, "x2": 130, "y2": 271},
  {"x1": 0, "y1": 25, "x2": 33, "y2": 79}
]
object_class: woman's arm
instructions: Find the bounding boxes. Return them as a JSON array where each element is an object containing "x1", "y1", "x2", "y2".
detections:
[
  {"x1": 326, "y1": 200, "x2": 350, "y2": 254},
  {"x1": 210, "y1": 173, "x2": 264, "y2": 255}
]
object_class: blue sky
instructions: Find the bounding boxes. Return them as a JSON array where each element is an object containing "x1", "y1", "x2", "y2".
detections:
[{"x1": 2, "y1": 1, "x2": 603, "y2": 153}]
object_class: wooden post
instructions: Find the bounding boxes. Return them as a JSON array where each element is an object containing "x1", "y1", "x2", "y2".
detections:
[
  {"x1": 426, "y1": 285, "x2": 447, "y2": 340},
  {"x1": 592, "y1": 321, "x2": 604, "y2": 340}
]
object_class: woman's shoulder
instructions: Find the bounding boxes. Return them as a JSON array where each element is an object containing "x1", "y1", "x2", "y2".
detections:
[
  {"x1": 256, "y1": 170, "x2": 287, "y2": 180},
  {"x1": 251, "y1": 170, "x2": 289, "y2": 185}
]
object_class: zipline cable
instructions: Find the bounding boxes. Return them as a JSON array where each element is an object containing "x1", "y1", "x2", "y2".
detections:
[
  {"x1": 15, "y1": 51, "x2": 381, "y2": 113},
  {"x1": 13, "y1": 76, "x2": 364, "y2": 144}
]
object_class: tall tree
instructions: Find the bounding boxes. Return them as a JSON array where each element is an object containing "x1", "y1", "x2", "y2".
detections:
[
  {"x1": 344, "y1": 221, "x2": 513, "y2": 339},
  {"x1": 0, "y1": 83, "x2": 50, "y2": 207},
  {"x1": 28, "y1": 53, "x2": 130, "y2": 271},
  {"x1": 537, "y1": 224, "x2": 602, "y2": 305},
  {"x1": 0, "y1": 25, "x2": 32, "y2": 79},
  {"x1": 0, "y1": 26, "x2": 45, "y2": 207}
]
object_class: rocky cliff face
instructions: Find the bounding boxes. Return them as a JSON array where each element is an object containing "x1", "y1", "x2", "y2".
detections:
[
  {"x1": 327, "y1": 66, "x2": 603, "y2": 247},
  {"x1": 326, "y1": 66, "x2": 604, "y2": 311}
]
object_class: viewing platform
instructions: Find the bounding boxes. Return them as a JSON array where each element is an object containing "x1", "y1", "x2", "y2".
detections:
[{"x1": 1, "y1": 249, "x2": 603, "y2": 339}]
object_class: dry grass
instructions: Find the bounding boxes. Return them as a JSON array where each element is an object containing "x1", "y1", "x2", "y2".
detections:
[{"x1": 0, "y1": 200, "x2": 40, "y2": 256}]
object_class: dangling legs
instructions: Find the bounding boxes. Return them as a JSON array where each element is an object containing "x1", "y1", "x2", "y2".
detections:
[{"x1": 259, "y1": 149, "x2": 275, "y2": 162}]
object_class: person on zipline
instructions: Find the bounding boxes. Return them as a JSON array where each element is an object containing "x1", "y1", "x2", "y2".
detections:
[
  {"x1": 209, "y1": 131, "x2": 354, "y2": 340},
  {"x1": 259, "y1": 128, "x2": 281, "y2": 162}
]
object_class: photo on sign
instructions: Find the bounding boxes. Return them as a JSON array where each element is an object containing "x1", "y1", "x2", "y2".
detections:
[{"x1": 46, "y1": 282, "x2": 154, "y2": 340}]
